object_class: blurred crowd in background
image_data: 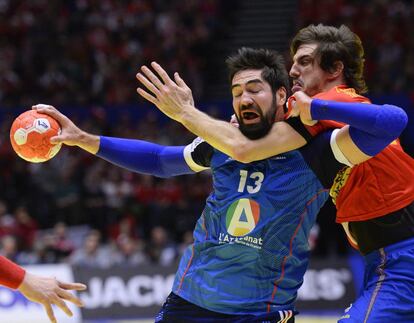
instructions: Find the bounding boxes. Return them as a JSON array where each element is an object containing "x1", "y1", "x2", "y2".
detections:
[
  {"x1": 0, "y1": 0, "x2": 237, "y2": 106},
  {"x1": 0, "y1": 0, "x2": 414, "y2": 267},
  {"x1": 298, "y1": 0, "x2": 414, "y2": 97}
]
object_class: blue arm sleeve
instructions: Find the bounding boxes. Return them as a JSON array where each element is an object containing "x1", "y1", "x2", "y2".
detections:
[
  {"x1": 311, "y1": 99, "x2": 408, "y2": 156},
  {"x1": 96, "y1": 136, "x2": 195, "y2": 178}
]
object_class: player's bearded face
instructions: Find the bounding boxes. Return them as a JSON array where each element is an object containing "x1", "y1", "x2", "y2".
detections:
[{"x1": 236, "y1": 95, "x2": 277, "y2": 140}]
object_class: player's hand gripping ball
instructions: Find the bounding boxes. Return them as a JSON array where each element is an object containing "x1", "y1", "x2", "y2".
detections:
[{"x1": 10, "y1": 110, "x2": 62, "y2": 163}]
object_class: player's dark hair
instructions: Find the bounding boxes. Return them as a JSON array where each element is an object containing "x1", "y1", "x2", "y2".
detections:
[
  {"x1": 226, "y1": 47, "x2": 290, "y2": 95},
  {"x1": 290, "y1": 24, "x2": 368, "y2": 94}
]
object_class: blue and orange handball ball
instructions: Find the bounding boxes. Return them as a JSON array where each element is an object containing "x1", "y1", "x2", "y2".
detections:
[{"x1": 10, "y1": 110, "x2": 62, "y2": 163}]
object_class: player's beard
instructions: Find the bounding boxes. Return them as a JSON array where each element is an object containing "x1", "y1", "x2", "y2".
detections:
[{"x1": 236, "y1": 95, "x2": 277, "y2": 140}]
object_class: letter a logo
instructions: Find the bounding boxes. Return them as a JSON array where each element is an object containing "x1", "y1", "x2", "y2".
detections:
[{"x1": 226, "y1": 198, "x2": 260, "y2": 236}]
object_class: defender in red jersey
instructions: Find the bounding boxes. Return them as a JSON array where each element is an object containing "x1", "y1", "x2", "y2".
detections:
[
  {"x1": 136, "y1": 24, "x2": 414, "y2": 322},
  {"x1": 0, "y1": 256, "x2": 86, "y2": 323},
  {"x1": 296, "y1": 85, "x2": 414, "y2": 225}
]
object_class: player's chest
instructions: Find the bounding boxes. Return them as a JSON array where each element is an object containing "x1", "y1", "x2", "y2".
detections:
[{"x1": 210, "y1": 151, "x2": 312, "y2": 196}]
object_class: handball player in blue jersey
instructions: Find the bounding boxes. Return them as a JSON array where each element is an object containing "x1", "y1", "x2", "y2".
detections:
[
  {"x1": 135, "y1": 24, "x2": 414, "y2": 323},
  {"x1": 34, "y1": 48, "x2": 406, "y2": 322}
]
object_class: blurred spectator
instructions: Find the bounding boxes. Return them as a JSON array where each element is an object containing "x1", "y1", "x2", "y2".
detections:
[
  {"x1": 108, "y1": 212, "x2": 139, "y2": 242},
  {"x1": 14, "y1": 205, "x2": 38, "y2": 250},
  {"x1": 50, "y1": 222, "x2": 76, "y2": 261},
  {"x1": 147, "y1": 226, "x2": 178, "y2": 266},
  {"x1": 0, "y1": 200, "x2": 16, "y2": 238},
  {"x1": 178, "y1": 230, "x2": 194, "y2": 256},
  {"x1": 112, "y1": 234, "x2": 148, "y2": 266},
  {"x1": 0, "y1": 235, "x2": 19, "y2": 262},
  {"x1": 69, "y1": 229, "x2": 113, "y2": 268}
]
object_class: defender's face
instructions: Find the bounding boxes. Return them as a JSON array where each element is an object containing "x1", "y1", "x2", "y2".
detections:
[
  {"x1": 290, "y1": 43, "x2": 330, "y2": 96},
  {"x1": 231, "y1": 69, "x2": 282, "y2": 139}
]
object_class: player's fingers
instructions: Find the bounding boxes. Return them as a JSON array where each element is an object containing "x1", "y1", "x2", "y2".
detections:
[
  {"x1": 53, "y1": 295, "x2": 73, "y2": 317},
  {"x1": 32, "y1": 104, "x2": 58, "y2": 116},
  {"x1": 151, "y1": 62, "x2": 175, "y2": 86},
  {"x1": 32, "y1": 104, "x2": 66, "y2": 123},
  {"x1": 32, "y1": 104, "x2": 62, "y2": 115},
  {"x1": 136, "y1": 72, "x2": 161, "y2": 97},
  {"x1": 58, "y1": 281, "x2": 87, "y2": 291},
  {"x1": 285, "y1": 96, "x2": 298, "y2": 118},
  {"x1": 174, "y1": 72, "x2": 190, "y2": 90},
  {"x1": 56, "y1": 288, "x2": 84, "y2": 307},
  {"x1": 140, "y1": 65, "x2": 164, "y2": 90},
  {"x1": 43, "y1": 303, "x2": 57, "y2": 323},
  {"x1": 32, "y1": 104, "x2": 55, "y2": 110},
  {"x1": 137, "y1": 88, "x2": 158, "y2": 105},
  {"x1": 50, "y1": 136, "x2": 64, "y2": 144},
  {"x1": 230, "y1": 114, "x2": 239, "y2": 128}
]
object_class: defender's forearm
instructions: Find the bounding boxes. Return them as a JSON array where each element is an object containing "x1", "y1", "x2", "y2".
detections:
[
  {"x1": 180, "y1": 106, "x2": 248, "y2": 160},
  {"x1": 180, "y1": 106, "x2": 307, "y2": 162}
]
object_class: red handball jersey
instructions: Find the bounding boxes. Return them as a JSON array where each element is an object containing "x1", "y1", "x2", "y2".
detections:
[
  {"x1": 0, "y1": 256, "x2": 25, "y2": 289},
  {"x1": 307, "y1": 85, "x2": 414, "y2": 223}
]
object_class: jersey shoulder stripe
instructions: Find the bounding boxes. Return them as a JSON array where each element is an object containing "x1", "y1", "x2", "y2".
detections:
[{"x1": 183, "y1": 137, "x2": 213, "y2": 172}]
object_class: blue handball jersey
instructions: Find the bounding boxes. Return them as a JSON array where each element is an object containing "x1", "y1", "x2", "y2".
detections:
[{"x1": 172, "y1": 135, "x2": 336, "y2": 315}]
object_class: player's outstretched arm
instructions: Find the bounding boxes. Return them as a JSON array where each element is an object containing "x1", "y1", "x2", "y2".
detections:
[
  {"x1": 136, "y1": 62, "x2": 307, "y2": 163},
  {"x1": 0, "y1": 256, "x2": 86, "y2": 323},
  {"x1": 32, "y1": 104, "x2": 195, "y2": 178},
  {"x1": 289, "y1": 91, "x2": 408, "y2": 165}
]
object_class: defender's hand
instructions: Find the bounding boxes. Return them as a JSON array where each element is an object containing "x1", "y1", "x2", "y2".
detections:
[
  {"x1": 136, "y1": 62, "x2": 195, "y2": 122},
  {"x1": 230, "y1": 114, "x2": 239, "y2": 128},
  {"x1": 287, "y1": 91, "x2": 317, "y2": 126},
  {"x1": 18, "y1": 272, "x2": 86, "y2": 323}
]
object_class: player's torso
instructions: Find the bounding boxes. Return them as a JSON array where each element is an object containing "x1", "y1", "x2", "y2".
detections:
[
  {"x1": 310, "y1": 86, "x2": 414, "y2": 221},
  {"x1": 173, "y1": 150, "x2": 328, "y2": 315},
  {"x1": 335, "y1": 141, "x2": 414, "y2": 222}
]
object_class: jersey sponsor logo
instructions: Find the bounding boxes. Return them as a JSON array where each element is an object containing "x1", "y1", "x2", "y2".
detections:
[
  {"x1": 219, "y1": 198, "x2": 263, "y2": 249},
  {"x1": 218, "y1": 232, "x2": 263, "y2": 249},
  {"x1": 330, "y1": 166, "x2": 352, "y2": 205},
  {"x1": 226, "y1": 198, "x2": 260, "y2": 236}
]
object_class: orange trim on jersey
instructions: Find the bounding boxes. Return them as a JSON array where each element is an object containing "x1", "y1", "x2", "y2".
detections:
[
  {"x1": 267, "y1": 189, "x2": 328, "y2": 312},
  {"x1": 177, "y1": 211, "x2": 208, "y2": 292},
  {"x1": 177, "y1": 244, "x2": 195, "y2": 292},
  {"x1": 364, "y1": 249, "x2": 386, "y2": 322},
  {"x1": 202, "y1": 210, "x2": 208, "y2": 240},
  {"x1": 345, "y1": 234, "x2": 359, "y2": 251}
]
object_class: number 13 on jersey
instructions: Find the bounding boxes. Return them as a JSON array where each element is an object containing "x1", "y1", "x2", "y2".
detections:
[{"x1": 237, "y1": 170, "x2": 264, "y2": 193}]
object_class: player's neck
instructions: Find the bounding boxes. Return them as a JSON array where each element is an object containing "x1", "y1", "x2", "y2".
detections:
[{"x1": 321, "y1": 78, "x2": 347, "y2": 93}]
